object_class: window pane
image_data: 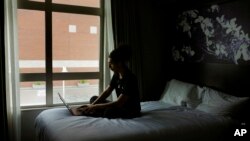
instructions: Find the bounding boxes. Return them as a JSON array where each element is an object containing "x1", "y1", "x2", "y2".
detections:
[
  {"x1": 20, "y1": 81, "x2": 46, "y2": 106},
  {"x1": 53, "y1": 79, "x2": 99, "y2": 104},
  {"x1": 18, "y1": 9, "x2": 45, "y2": 73},
  {"x1": 52, "y1": 12, "x2": 100, "y2": 73},
  {"x1": 52, "y1": 0, "x2": 100, "y2": 8}
]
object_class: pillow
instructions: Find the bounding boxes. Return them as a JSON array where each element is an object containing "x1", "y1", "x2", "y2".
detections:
[
  {"x1": 160, "y1": 79, "x2": 203, "y2": 108},
  {"x1": 187, "y1": 85, "x2": 204, "y2": 108},
  {"x1": 196, "y1": 87, "x2": 250, "y2": 118}
]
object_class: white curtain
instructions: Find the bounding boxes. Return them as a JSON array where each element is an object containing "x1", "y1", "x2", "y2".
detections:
[
  {"x1": 4, "y1": 0, "x2": 21, "y2": 141},
  {"x1": 103, "y1": 0, "x2": 116, "y2": 101}
]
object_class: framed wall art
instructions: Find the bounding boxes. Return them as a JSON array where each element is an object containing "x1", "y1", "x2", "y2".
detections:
[{"x1": 172, "y1": 0, "x2": 250, "y2": 65}]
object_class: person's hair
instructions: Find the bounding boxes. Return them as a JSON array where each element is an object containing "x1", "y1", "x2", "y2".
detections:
[{"x1": 109, "y1": 43, "x2": 132, "y2": 64}]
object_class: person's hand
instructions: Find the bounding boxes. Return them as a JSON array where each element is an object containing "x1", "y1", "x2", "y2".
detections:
[
  {"x1": 76, "y1": 104, "x2": 89, "y2": 113},
  {"x1": 84, "y1": 104, "x2": 97, "y2": 114}
]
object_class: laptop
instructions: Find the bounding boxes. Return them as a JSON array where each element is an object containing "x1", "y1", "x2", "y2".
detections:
[{"x1": 58, "y1": 92, "x2": 85, "y2": 116}]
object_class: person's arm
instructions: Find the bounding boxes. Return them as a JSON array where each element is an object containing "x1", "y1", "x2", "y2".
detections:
[
  {"x1": 92, "y1": 85, "x2": 114, "y2": 104},
  {"x1": 84, "y1": 93, "x2": 129, "y2": 113},
  {"x1": 77, "y1": 85, "x2": 113, "y2": 110}
]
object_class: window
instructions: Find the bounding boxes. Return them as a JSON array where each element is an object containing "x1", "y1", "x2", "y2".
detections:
[{"x1": 18, "y1": 0, "x2": 103, "y2": 107}]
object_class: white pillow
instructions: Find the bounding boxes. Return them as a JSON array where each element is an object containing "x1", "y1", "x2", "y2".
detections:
[
  {"x1": 160, "y1": 79, "x2": 203, "y2": 108},
  {"x1": 196, "y1": 87, "x2": 249, "y2": 117},
  {"x1": 187, "y1": 85, "x2": 204, "y2": 108}
]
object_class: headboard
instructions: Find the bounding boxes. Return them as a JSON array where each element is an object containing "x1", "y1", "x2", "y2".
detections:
[{"x1": 168, "y1": 63, "x2": 250, "y2": 97}]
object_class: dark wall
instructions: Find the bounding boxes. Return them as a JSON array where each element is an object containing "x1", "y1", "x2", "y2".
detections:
[
  {"x1": 169, "y1": 0, "x2": 250, "y2": 97},
  {"x1": 137, "y1": 0, "x2": 176, "y2": 101},
  {"x1": 137, "y1": 0, "x2": 250, "y2": 100}
]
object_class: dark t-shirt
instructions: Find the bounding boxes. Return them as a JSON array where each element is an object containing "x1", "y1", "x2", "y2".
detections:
[{"x1": 110, "y1": 70, "x2": 141, "y2": 113}]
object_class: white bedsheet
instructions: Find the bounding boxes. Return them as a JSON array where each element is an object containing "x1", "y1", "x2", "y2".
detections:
[{"x1": 35, "y1": 101, "x2": 235, "y2": 141}]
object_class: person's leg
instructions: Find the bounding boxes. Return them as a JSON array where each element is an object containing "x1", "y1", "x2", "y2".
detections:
[
  {"x1": 103, "y1": 108, "x2": 138, "y2": 119},
  {"x1": 90, "y1": 95, "x2": 98, "y2": 104},
  {"x1": 86, "y1": 96, "x2": 110, "y2": 117},
  {"x1": 103, "y1": 108, "x2": 121, "y2": 119},
  {"x1": 103, "y1": 108, "x2": 135, "y2": 119}
]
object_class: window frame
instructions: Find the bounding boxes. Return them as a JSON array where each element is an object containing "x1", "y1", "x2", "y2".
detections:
[{"x1": 18, "y1": 0, "x2": 104, "y2": 108}]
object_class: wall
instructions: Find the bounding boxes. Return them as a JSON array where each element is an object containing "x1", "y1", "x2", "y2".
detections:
[
  {"x1": 137, "y1": 0, "x2": 176, "y2": 101},
  {"x1": 21, "y1": 109, "x2": 45, "y2": 141},
  {"x1": 137, "y1": 0, "x2": 250, "y2": 100},
  {"x1": 168, "y1": 0, "x2": 250, "y2": 97}
]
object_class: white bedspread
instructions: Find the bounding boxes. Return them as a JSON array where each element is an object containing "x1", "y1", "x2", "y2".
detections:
[{"x1": 35, "y1": 101, "x2": 235, "y2": 141}]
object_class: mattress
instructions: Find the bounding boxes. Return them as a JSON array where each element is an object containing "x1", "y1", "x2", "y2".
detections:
[{"x1": 35, "y1": 101, "x2": 236, "y2": 141}]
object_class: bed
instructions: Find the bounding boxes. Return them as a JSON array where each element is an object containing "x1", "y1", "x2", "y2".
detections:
[{"x1": 35, "y1": 79, "x2": 249, "y2": 141}]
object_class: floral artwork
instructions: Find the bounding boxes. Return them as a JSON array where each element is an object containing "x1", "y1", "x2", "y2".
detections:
[{"x1": 172, "y1": 1, "x2": 250, "y2": 64}]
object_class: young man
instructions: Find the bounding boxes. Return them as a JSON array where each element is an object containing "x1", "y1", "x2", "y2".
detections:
[{"x1": 78, "y1": 44, "x2": 141, "y2": 119}]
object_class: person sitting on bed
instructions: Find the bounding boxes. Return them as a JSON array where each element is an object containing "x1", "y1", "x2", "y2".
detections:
[{"x1": 78, "y1": 43, "x2": 141, "y2": 119}]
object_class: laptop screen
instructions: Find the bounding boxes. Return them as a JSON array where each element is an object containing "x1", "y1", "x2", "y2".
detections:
[
  {"x1": 58, "y1": 92, "x2": 83, "y2": 116},
  {"x1": 58, "y1": 93, "x2": 71, "y2": 110}
]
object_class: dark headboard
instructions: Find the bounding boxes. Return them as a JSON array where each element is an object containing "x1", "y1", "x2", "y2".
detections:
[{"x1": 169, "y1": 63, "x2": 250, "y2": 97}]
